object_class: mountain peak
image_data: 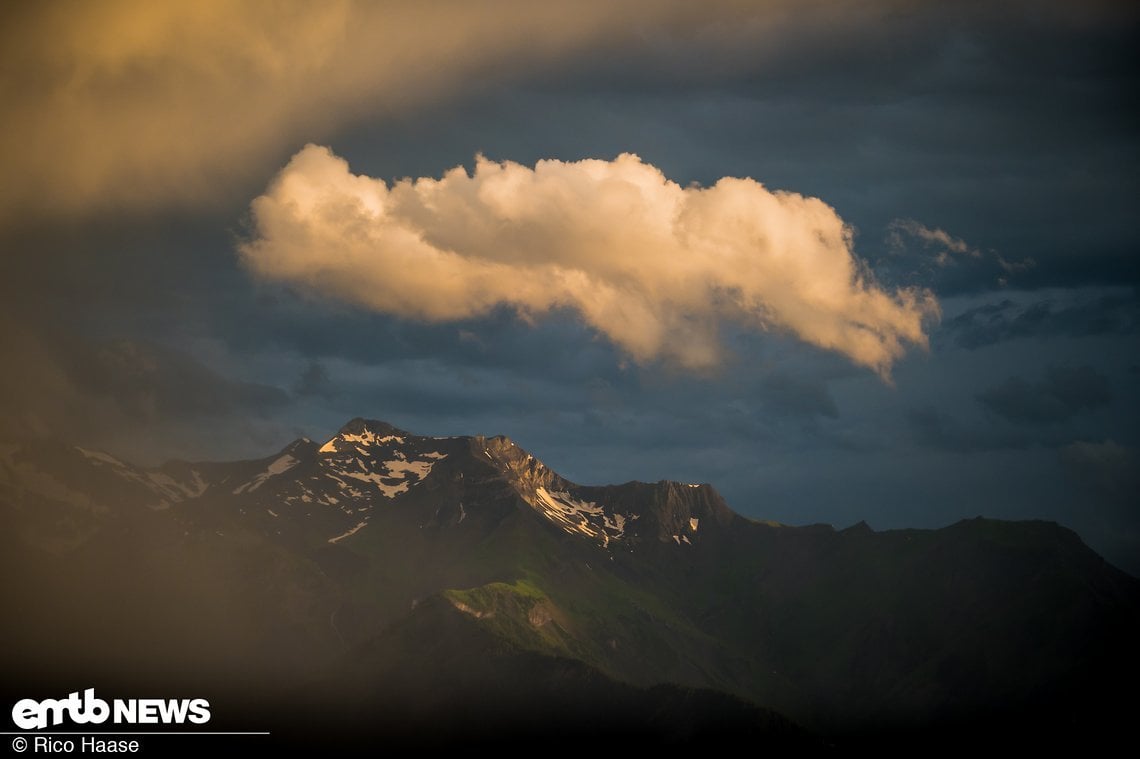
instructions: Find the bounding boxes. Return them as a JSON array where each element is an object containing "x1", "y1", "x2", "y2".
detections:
[
  {"x1": 338, "y1": 417, "x2": 409, "y2": 437},
  {"x1": 281, "y1": 437, "x2": 318, "y2": 456},
  {"x1": 464, "y1": 433, "x2": 737, "y2": 549},
  {"x1": 318, "y1": 418, "x2": 412, "y2": 455}
]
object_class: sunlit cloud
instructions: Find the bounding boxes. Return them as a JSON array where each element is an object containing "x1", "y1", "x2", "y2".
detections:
[
  {"x1": 240, "y1": 145, "x2": 938, "y2": 377},
  {"x1": 0, "y1": 1, "x2": 675, "y2": 221},
  {"x1": 0, "y1": 0, "x2": 835, "y2": 223}
]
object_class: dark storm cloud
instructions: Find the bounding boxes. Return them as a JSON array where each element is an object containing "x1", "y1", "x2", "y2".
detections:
[
  {"x1": 905, "y1": 406, "x2": 1038, "y2": 453},
  {"x1": 328, "y1": 359, "x2": 593, "y2": 420},
  {"x1": 293, "y1": 360, "x2": 334, "y2": 399},
  {"x1": 239, "y1": 297, "x2": 625, "y2": 384},
  {"x1": 77, "y1": 340, "x2": 289, "y2": 419},
  {"x1": 0, "y1": 316, "x2": 292, "y2": 462},
  {"x1": 907, "y1": 406, "x2": 974, "y2": 452},
  {"x1": 976, "y1": 365, "x2": 1112, "y2": 425},
  {"x1": 873, "y1": 219, "x2": 1037, "y2": 293},
  {"x1": 296, "y1": 328, "x2": 856, "y2": 463},
  {"x1": 1060, "y1": 439, "x2": 1140, "y2": 503},
  {"x1": 941, "y1": 291, "x2": 1140, "y2": 349},
  {"x1": 758, "y1": 373, "x2": 839, "y2": 420},
  {"x1": 1058, "y1": 439, "x2": 1140, "y2": 575}
]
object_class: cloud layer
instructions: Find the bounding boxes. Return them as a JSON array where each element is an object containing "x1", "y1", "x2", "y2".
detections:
[
  {"x1": 241, "y1": 145, "x2": 937, "y2": 375},
  {"x1": 2, "y1": 0, "x2": 853, "y2": 222},
  {"x1": 7, "y1": 0, "x2": 1124, "y2": 227},
  {"x1": 0, "y1": 0, "x2": 681, "y2": 220},
  {"x1": 977, "y1": 365, "x2": 1112, "y2": 425}
]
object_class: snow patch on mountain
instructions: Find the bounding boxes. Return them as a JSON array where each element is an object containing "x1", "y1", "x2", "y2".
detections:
[
  {"x1": 233, "y1": 454, "x2": 299, "y2": 494},
  {"x1": 148, "y1": 470, "x2": 208, "y2": 499},
  {"x1": 321, "y1": 450, "x2": 448, "y2": 500},
  {"x1": 76, "y1": 446, "x2": 206, "y2": 505},
  {"x1": 328, "y1": 519, "x2": 368, "y2": 544},
  {"x1": 77, "y1": 447, "x2": 125, "y2": 467},
  {"x1": 333, "y1": 468, "x2": 410, "y2": 498},
  {"x1": 531, "y1": 487, "x2": 635, "y2": 547},
  {"x1": 319, "y1": 430, "x2": 402, "y2": 453},
  {"x1": 384, "y1": 459, "x2": 435, "y2": 480}
]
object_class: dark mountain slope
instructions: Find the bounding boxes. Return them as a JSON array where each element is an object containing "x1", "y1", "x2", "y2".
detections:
[
  {"x1": 280, "y1": 595, "x2": 813, "y2": 750},
  {"x1": 1, "y1": 417, "x2": 1137, "y2": 746}
]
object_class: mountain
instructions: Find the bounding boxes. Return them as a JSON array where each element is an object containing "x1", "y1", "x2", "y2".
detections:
[{"x1": 2, "y1": 418, "x2": 1138, "y2": 747}]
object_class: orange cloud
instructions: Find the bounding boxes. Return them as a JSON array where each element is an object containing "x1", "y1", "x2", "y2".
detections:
[
  {"x1": 0, "y1": 0, "x2": 703, "y2": 221},
  {"x1": 241, "y1": 145, "x2": 938, "y2": 377}
]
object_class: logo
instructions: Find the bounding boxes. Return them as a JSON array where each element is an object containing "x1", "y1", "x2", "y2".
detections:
[{"x1": 11, "y1": 689, "x2": 210, "y2": 730}]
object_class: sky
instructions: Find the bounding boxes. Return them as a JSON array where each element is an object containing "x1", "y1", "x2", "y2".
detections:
[{"x1": 1, "y1": 0, "x2": 1137, "y2": 571}]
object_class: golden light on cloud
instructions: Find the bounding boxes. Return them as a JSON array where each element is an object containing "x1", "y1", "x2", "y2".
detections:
[
  {"x1": 0, "y1": 0, "x2": 708, "y2": 221},
  {"x1": 241, "y1": 145, "x2": 938, "y2": 376}
]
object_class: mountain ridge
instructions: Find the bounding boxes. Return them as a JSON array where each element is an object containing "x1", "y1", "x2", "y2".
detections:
[{"x1": 2, "y1": 416, "x2": 1137, "y2": 745}]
